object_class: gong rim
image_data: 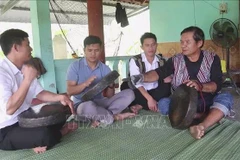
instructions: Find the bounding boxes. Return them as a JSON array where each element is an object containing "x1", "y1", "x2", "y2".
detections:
[{"x1": 18, "y1": 103, "x2": 71, "y2": 128}]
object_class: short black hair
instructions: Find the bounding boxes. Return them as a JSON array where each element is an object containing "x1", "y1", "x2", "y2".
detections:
[
  {"x1": 84, "y1": 35, "x2": 102, "y2": 48},
  {"x1": 0, "y1": 29, "x2": 29, "y2": 56},
  {"x1": 140, "y1": 32, "x2": 157, "y2": 45},
  {"x1": 181, "y1": 26, "x2": 205, "y2": 48}
]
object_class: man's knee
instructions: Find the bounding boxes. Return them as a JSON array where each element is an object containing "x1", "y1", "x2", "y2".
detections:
[
  {"x1": 158, "y1": 97, "x2": 171, "y2": 115},
  {"x1": 121, "y1": 89, "x2": 135, "y2": 102},
  {"x1": 76, "y1": 101, "x2": 97, "y2": 121},
  {"x1": 77, "y1": 101, "x2": 96, "y2": 115},
  {"x1": 213, "y1": 92, "x2": 233, "y2": 109},
  {"x1": 211, "y1": 92, "x2": 233, "y2": 116}
]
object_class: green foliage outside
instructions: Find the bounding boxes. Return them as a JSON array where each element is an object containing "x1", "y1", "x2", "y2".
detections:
[
  {"x1": 54, "y1": 29, "x2": 67, "y2": 36},
  {"x1": 126, "y1": 41, "x2": 141, "y2": 56},
  {"x1": 0, "y1": 51, "x2": 4, "y2": 59}
]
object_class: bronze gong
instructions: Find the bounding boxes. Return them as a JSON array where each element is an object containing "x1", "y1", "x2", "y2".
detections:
[{"x1": 169, "y1": 84, "x2": 198, "y2": 130}]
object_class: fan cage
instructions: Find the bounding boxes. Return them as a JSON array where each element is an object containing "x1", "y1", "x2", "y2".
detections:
[{"x1": 209, "y1": 18, "x2": 238, "y2": 48}]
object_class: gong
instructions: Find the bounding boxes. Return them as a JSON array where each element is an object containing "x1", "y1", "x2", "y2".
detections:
[
  {"x1": 18, "y1": 103, "x2": 71, "y2": 128},
  {"x1": 169, "y1": 84, "x2": 198, "y2": 130},
  {"x1": 81, "y1": 70, "x2": 119, "y2": 102}
]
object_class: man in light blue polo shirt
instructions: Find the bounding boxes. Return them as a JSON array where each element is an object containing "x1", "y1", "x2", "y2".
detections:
[{"x1": 67, "y1": 35, "x2": 136, "y2": 127}]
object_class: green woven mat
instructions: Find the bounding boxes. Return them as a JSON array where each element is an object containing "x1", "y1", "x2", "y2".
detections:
[{"x1": 1, "y1": 110, "x2": 240, "y2": 160}]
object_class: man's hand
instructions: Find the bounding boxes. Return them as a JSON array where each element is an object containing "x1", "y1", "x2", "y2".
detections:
[
  {"x1": 183, "y1": 80, "x2": 203, "y2": 91},
  {"x1": 59, "y1": 94, "x2": 76, "y2": 115},
  {"x1": 21, "y1": 64, "x2": 38, "y2": 82},
  {"x1": 84, "y1": 76, "x2": 97, "y2": 87},
  {"x1": 107, "y1": 83, "x2": 115, "y2": 89},
  {"x1": 130, "y1": 74, "x2": 144, "y2": 85},
  {"x1": 147, "y1": 97, "x2": 158, "y2": 112}
]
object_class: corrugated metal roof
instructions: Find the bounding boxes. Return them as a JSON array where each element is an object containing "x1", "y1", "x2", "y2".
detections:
[{"x1": 0, "y1": 0, "x2": 148, "y2": 25}]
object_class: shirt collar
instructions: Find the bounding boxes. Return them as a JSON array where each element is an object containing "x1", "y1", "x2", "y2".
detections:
[
  {"x1": 4, "y1": 57, "x2": 21, "y2": 75},
  {"x1": 83, "y1": 57, "x2": 100, "y2": 69},
  {"x1": 141, "y1": 52, "x2": 159, "y2": 63}
]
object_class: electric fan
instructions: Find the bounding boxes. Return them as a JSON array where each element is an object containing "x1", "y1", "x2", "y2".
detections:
[{"x1": 209, "y1": 18, "x2": 239, "y2": 94}]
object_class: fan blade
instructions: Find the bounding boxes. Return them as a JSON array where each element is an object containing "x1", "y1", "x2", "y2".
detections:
[
  {"x1": 225, "y1": 26, "x2": 234, "y2": 33},
  {"x1": 213, "y1": 35, "x2": 226, "y2": 46},
  {"x1": 213, "y1": 21, "x2": 221, "y2": 31},
  {"x1": 222, "y1": 21, "x2": 232, "y2": 32},
  {"x1": 213, "y1": 31, "x2": 224, "y2": 39},
  {"x1": 225, "y1": 33, "x2": 237, "y2": 45}
]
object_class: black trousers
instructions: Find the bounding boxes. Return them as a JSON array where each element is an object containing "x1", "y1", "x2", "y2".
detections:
[
  {"x1": 120, "y1": 81, "x2": 171, "y2": 110},
  {"x1": 0, "y1": 122, "x2": 64, "y2": 150}
]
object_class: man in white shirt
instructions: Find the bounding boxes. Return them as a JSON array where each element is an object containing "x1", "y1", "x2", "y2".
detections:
[
  {"x1": 0, "y1": 29, "x2": 77, "y2": 153},
  {"x1": 121, "y1": 33, "x2": 171, "y2": 113}
]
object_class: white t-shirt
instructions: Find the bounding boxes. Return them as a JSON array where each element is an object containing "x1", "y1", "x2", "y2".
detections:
[
  {"x1": 0, "y1": 57, "x2": 43, "y2": 129},
  {"x1": 129, "y1": 53, "x2": 159, "y2": 90}
]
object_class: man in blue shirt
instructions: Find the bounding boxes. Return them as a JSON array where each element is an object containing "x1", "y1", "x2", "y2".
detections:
[{"x1": 67, "y1": 35, "x2": 136, "y2": 127}]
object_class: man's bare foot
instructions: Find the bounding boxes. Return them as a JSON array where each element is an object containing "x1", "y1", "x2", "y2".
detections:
[
  {"x1": 33, "y1": 146, "x2": 47, "y2": 154},
  {"x1": 130, "y1": 104, "x2": 142, "y2": 114},
  {"x1": 60, "y1": 122, "x2": 78, "y2": 136},
  {"x1": 114, "y1": 112, "x2": 136, "y2": 121},
  {"x1": 189, "y1": 124, "x2": 205, "y2": 139},
  {"x1": 91, "y1": 120, "x2": 100, "y2": 128}
]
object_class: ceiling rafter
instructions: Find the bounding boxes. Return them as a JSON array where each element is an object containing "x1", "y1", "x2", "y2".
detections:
[
  {"x1": 0, "y1": 0, "x2": 22, "y2": 16},
  {"x1": 0, "y1": 0, "x2": 149, "y2": 24},
  {"x1": 68, "y1": 0, "x2": 143, "y2": 9},
  {"x1": 0, "y1": 6, "x2": 114, "y2": 18}
]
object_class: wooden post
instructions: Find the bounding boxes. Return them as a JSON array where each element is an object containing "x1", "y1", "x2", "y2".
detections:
[{"x1": 87, "y1": 0, "x2": 105, "y2": 63}]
